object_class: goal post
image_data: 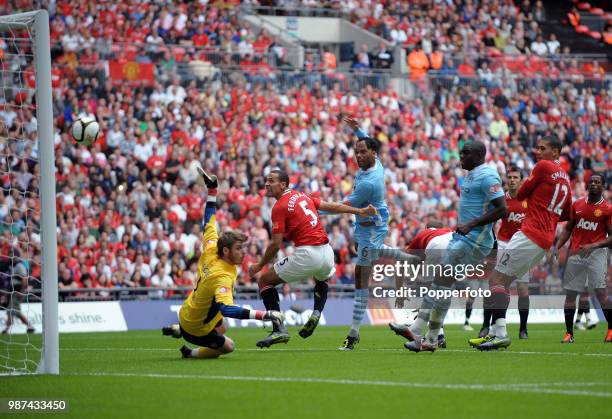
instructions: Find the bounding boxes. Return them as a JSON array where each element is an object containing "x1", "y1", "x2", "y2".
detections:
[
  {"x1": 0, "y1": 9, "x2": 58, "y2": 375},
  {"x1": 34, "y1": 9, "x2": 59, "y2": 375}
]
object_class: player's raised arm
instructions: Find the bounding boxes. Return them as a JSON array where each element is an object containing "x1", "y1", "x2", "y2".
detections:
[
  {"x1": 198, "y1": 164, "x2": 219, "y2": 243},
  {"x1": 342, "y1": 115, "x2": 369, "y2": 139}
]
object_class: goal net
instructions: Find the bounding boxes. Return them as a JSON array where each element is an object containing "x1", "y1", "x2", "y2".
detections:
[{"x1": 0, "y1": 10, "x2": 58, "y2": 375}]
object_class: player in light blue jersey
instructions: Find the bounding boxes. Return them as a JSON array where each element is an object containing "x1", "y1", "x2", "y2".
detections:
[
  {"x1": 338, "y1": 116, "x2": 417, "y2": 350},
  {"x1": 402, "y1": 141, "x2": 507, "y2": 353}
]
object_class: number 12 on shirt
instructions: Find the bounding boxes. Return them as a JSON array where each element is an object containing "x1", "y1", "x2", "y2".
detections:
[{"x1": 547, "y1": 183, "x2": 568, "y2": 215}]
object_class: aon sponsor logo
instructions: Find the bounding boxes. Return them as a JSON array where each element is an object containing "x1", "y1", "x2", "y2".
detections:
[
  {"x1": 577, "y1": 219, "x2": 598, "y2": 231},
  {"x1": 507, "y1": 212, "x2": 525, "y2": 223}
]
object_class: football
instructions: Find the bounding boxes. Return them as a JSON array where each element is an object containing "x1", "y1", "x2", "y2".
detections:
[{"x1": 71, "y1": 117, "x2": 100, "y2": 146}]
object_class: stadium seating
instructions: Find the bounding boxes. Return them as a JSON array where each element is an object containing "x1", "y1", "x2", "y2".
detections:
[{"x1": 0, "y1": 1, "x2": 609, "y2": 300}]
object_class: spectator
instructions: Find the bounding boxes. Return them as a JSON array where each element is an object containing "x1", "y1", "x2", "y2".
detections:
[
  {"x1": 373, "y1": 42, "x2": 394, "y2": 70},
  {"x1": 531, "y1": 35, "x2": 548, "y2": 56},
  {"x1": 408, "y1": 43, "x2": 429, "y2": 80}
]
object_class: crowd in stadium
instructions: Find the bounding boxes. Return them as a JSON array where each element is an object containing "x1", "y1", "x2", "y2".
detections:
[{"x1": 0, "y1": 0, "x2": 609, "y2": 299}]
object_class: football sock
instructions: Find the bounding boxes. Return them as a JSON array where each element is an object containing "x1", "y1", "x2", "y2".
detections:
[
  {"x1": 410, "y1": 310, "x2": 430, "y2": 336},
  {"x1": 349, "y1": 288, "x2": 369, "y2": 338},
  {"x1": 426, "y1": 308, "x2": 446, "y2": 344},
  {"x1": 171, "y1": 324, "x2": 181, "y2": 338},
  {"x1": 482, "y1": 294, "x2": 493, "y2": 329},
  {"x1": 261, "y1": 286, "x2": 281, "y2": 332},
  {"x1": 494, "y1": 318, "x2": 507, "y2": 338},
  {"x1": 465, "y1": 300, "x2": 473, "y2": 325},
  {"x1": 313, "y1": 281, "x2": 328, "y2": 313},
  {"x1": 518, "y1": 295, "x2": 529, "y2": 331},
  {"x1": 490, "y1": 284, "x2": 509, "y2": 337},
  {"x1": 425, "y1": 284, "x2": 452, "y2": 343},
  {"x1": 603, "y1": 308, "x2": 612, "y2": 330},
  {"x1": 410, "y1": 291, "x2": 435, "y2": 335},
  {"x1": 564, "y1": 308, "x2": 575, "y2": 335}
]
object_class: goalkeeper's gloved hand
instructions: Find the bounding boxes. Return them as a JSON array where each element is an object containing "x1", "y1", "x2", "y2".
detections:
[
  {"x1": 196, "y1": 164, "x2": 218, "y2": 196},
  {"x1": 262, "y1": 310, "x2": 285, "y2": 324}
]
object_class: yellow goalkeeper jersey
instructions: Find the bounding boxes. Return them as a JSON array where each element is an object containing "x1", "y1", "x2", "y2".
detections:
[{"x1": 178, "y1": 214, "x2": 237, "y2": 336}]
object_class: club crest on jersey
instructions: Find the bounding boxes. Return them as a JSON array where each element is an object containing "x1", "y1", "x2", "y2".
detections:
[
  {"x1": 576, "y1": 219, "x2": 598, "y2": 231},
  {"x1": 522, "y1": 201, "x2": 528, "y2": 209},
  {"x1": 594, "y1": 209, "x2": 602, "y2": 217}
]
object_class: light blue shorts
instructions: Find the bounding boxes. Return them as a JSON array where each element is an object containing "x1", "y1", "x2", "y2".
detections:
[
  {"x1": 441, "y1": 233, "x2": 491, "y2": 267},
  {"x1": 354, "y1": 225, "x2": 388, "y2": 266}
]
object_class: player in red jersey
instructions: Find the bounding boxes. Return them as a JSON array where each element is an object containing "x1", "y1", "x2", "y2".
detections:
[
  {"x1": 388, "y1": 221, "x2": 453, "y2": 344},
  {"x1": 248, "y1": 169, "x2": 376, "y2": 348},
  {"x1": 477, "y1": 136, "x2": 572, "y2": 350},
  {"x1": 475, "y1": 166, "x2": 531, "y2": 341},
  {"x1": 554, "y1": 173, "x2": 612, "y2": 343}
]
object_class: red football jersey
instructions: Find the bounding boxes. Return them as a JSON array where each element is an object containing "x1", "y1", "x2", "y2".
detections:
[
  {"x1": 568, "y1": 197, "x2": 611, "y2": 251},
  {"x1": 408, "y1": 228, "x2": 453, "y2": 250},
  {"x1": 271, "y1": 190, "x2": 329, "y2": 247},
  {"x1": 497, "y1": 192, "x2": 527, "y2": 242},
  {"x1": 516, "y1": 160, "x2": 572, "y2": 250}
]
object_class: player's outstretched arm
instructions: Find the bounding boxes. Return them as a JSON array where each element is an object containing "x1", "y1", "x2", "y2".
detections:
[
  {"x1": 214, "y1": 281, "x2": 284, "y2": 322},
  {"x1": 318, "y1": 201, "x2": 378, "y2": 217},
  {"x1": 248, "y1": 233, "x2": 283, "y2": 277},
  {"x1": 218, "y1": 303, "x2": 284, "y2": 322}
]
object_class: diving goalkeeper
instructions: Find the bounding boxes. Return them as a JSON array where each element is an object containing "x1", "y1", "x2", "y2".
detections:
[{"x1": 162, "y1": 166, "x2": 283, "y2": 359}]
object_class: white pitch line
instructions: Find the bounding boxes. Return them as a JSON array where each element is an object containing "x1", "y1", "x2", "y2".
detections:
[
  {"x1": 70, "y1": 372, "x2": 612, "y2": 398},
  {"x1": 59, "y1": 347, "x2": 612, "y2": 357}
]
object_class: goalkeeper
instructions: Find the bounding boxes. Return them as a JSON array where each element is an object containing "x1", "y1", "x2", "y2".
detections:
[{"x1": 162, "y1": 166, "x2": 283, "y2": 359}]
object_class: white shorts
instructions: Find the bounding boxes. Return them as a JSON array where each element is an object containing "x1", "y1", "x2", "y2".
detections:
[
  {"x1": 424, "y1": 232, "x2": 453, "y2": 265},
  {"x1": 497, "y1": 240, "x2": 530, "y2": 284},
  {"x1": 273, "y1": 244, "x2": 335, "y2": 283},
  {"x1": 495, "y1": 231, "x2": 545, "y2": 280},
  {"x1": 563, "y1": 249, "x2": 609, "y2": 292}
]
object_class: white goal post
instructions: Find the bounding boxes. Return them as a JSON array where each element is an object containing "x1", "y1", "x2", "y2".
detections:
[{"x1": 0, "y1": 10, "x2": 58, "y2": 374}]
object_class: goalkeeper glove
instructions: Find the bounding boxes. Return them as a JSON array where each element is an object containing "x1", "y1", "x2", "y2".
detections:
[
  {"x1": 251, "y1": 310, "x2": 285, "y2": 324},
  {"x1": 196, "y1": 164, "x2": 218, "y2": 196}
]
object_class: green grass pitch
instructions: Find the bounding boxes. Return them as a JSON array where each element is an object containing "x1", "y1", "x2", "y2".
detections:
[{"x1": 1, "y1": 324, "x2": 611, "y2": 418}]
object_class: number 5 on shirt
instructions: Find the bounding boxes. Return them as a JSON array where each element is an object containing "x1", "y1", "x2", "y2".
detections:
[{"x1": 299, "y1": 200, "x2": 318, "y2": 226}]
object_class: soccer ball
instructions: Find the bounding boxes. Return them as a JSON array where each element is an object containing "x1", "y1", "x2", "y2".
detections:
[{"x1": 71, "y1": 117, "x2": 100, "y2": 146}]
